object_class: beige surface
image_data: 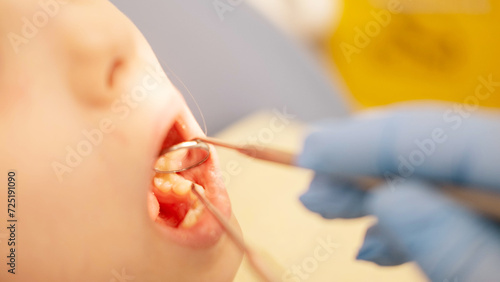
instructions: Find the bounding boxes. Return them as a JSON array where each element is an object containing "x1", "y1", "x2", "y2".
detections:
[{"x1": 214, "y1": 111, "x2": 428, "y2": 282}]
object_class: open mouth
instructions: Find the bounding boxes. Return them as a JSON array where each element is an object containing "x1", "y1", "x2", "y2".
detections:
[
  {"x1": 147, "y1": 116, "x2": 232, "y2": 247},
  {"x1": 150, "y1": 128, "x2": 206, "y2": 228}
]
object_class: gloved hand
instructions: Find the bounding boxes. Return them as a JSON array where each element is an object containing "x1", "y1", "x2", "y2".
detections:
[{"x1": 297, "y1": 105, "x2": 500, "y2": 281}]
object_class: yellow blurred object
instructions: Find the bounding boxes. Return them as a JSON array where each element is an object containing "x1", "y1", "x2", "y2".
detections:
[{"x1": 326, "y1": 0, "x2": 500, "y2": 109}]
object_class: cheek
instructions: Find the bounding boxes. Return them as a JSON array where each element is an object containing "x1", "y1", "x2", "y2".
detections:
[{"x1": 87, "y1": 75, "x2": 183, "y2": 202}]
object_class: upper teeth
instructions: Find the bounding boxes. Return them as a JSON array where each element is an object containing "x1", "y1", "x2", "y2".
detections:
[
  {"x1": 172, "y1": 177, "x2": 192, "y2": 196},
  {"x1": 154, "y1": 173, "x2": 192, "y2": 195},
  {"x1": 156, "y1": 149, "x2": 188, "y2": 173},
  {"x1": 153, "y1": 177, "x2": 167, "y2": 191}
]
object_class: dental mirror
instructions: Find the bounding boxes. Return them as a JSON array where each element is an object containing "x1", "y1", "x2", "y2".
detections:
[
  {"x1": 155, "y1": 136, "x2": 296, "y2": 174},
  {"x1": 155, "y1": 140, "x2": 210, "y2": 173}
]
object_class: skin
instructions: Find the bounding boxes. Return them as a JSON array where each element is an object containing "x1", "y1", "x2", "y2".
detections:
[{"x1": 0, "y1": 0, "x2": 242, "y2": 281}]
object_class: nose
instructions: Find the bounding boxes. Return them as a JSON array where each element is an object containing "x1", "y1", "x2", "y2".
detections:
[{"x1": 56, "y1": 1, "x2": 137, "y2": 107}]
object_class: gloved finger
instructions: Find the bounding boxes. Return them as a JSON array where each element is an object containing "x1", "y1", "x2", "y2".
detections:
[
  {"x1": 356, "y1": 224, "x2": 411, "y2": 266},
  {"x1": 362, "y1": 180, "x2": 500, "y2": 281},
  {"x1": 299, "y1": 173, "x2": 367, "y2": 219},
  {"x1": 296, "y1": 105, "x2": 500, "y2": 190}
]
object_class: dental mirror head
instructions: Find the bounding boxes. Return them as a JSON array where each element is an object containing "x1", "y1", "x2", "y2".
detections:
[{"x1": 155, "y1": 139, "x2": 210, "y2": 174}]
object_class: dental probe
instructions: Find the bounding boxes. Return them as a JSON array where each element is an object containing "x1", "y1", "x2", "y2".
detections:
[
  {"x1": 191, "y1": 184, "x2": 281, "y2": 282},
  {"x1": 196, "y1": 137, "x2": 500, "y2": 221},
  {"x1": 196, "y1": 137, "x2": 295, "y2": 166}
]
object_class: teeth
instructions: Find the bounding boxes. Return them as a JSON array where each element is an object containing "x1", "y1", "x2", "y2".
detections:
[
  {"x1": 182, "y1": 184, "x2": 205, "y2": 227},
  {"x1": 172, "y1": 178, "x2": 192, "y2": 196},
  {"x1": 181, "y1": 202, "x2": 204, "y2": 228},
  {"x1": 154, "y1": 173, "x2": 190, "y2": 194},
  {"x1": 154, "y1": 170, "x2": 201, "y2": 197},
  {"x1": 160, "y1": 181, "x2": 174, "y2": 192},
  {"x1": 154, "y1": 153, "x2": 193, "y2": 196},
  {"x1": 153, "y1": 154, "x2": 206, "y2": 228},
  {"x1": 153, "y1": 177, "x2": 165, "y2": 189},
  {"x1": 163, "y1": 149, "x2": 187, "y2": 169},
  {"x1": 190, "y1": 183, "x2": 204, "y2": 202},
  {"x1": 153, "y1": 175, "x2": 173, "y2": 193},
  {"x1": 155, "y1": 156, "x2": 167, "y2": 168}
]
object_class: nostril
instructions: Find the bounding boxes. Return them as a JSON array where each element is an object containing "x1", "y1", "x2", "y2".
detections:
[{"x1": 108, "y1": 58, "x2": 125, "y2": 88}]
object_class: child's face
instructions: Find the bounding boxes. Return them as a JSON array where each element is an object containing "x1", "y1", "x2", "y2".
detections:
[{"x1": 0, "y1": 0, "x2": 242, "y2": 281}]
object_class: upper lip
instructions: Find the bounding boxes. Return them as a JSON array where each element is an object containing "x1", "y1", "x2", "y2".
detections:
[{"x1": 149, "y1": 104, "x2": 232, "y2": 248}]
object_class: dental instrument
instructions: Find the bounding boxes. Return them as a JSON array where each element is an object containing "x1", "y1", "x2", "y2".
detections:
[
  {"x1": 191, "y1": 183, "x2": 280, "y2": 282},
  {"x1": 154, "y1": 140, "x2": 210, "y2": 174},
  {"x1": 157, "y1": 137, "x2": 500, "y2": 221},
  {"x1": 155, "y1": 137, "x2": 294, "y2": 174}
]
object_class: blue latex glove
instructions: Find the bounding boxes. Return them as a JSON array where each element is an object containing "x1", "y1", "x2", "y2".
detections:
[{"x1": 297, "y1": 105, "x2": 500, "y2": 281}]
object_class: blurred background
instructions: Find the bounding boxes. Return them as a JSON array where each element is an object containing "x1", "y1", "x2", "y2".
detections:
[
  {"x1": 111, "y1": 0, "x2": 500, "y2": 134},
  {"x1": 111, "y1": 1, "x2": 500, "y2": 281},
  {"x1": 109, "y1": 0, "x2": 348, "y2": 134}
]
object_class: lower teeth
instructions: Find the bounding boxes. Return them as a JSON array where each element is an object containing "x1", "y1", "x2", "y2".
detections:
[
  {"x1": 180, "y1": 201, "x2": 204, "y2": 228},
  {"x1": 179, "y1": 183, "x2": 205, "y2": 228}
]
